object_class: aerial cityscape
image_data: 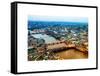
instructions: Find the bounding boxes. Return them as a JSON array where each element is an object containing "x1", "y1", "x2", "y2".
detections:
[{"x1": 28, "y1": 16, "x2": 88, "y2": 61}]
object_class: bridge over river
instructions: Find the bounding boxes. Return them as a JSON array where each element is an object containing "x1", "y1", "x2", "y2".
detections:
[{"x1": 46, "y1": 41, "x2": 88, "y2": 54}]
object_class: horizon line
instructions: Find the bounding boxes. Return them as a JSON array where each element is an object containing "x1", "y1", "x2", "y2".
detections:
[
  {"x1": 28, "y1": 15, "x2": 88, "y2": 23},
  {"x1": 28, "y1": 20, "x2": 88, "y2": 23}
]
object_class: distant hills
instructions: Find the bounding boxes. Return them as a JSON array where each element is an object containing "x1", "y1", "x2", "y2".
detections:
[{"x1": 28, "y1": 21, "x2": 88, "y2": 30}]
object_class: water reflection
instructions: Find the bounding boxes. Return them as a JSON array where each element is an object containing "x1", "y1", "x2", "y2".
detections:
[{"x1": 55, "y1": 49, "x2": 88, "y2": 59}]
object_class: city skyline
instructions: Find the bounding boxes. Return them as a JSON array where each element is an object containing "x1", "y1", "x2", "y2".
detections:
[{"x1": 28, "y1": 15, "x2": 88, "y2": 61}]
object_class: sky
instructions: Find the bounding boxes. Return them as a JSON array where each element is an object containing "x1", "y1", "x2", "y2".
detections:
[{"x1": 28, "y1": 15, "x2": 88, "y2": 23}]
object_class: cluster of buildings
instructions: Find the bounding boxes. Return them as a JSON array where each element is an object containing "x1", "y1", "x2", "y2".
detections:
[
  {"x1": 28, "y1": 35, "x2": 46, "y2": 54},
  {"x1": 28, "y1": 24, "x2": 88, "y2": 60},
  {"x1": 28, "y1": 25, "x2": 88, "y2": 48}
]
